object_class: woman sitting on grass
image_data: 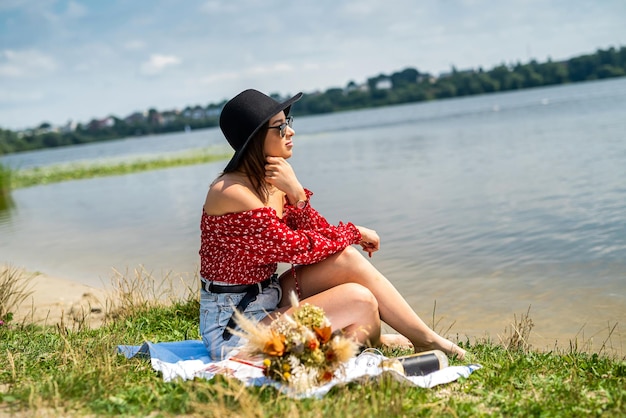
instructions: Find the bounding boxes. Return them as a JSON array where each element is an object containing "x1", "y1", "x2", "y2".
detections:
[{"x1": 198, "y1": 89, "x2": 467, "y2": 361}]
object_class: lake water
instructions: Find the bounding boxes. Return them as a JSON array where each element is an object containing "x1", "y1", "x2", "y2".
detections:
[{"x1": 2, "y1": 78, "x2": 625, "y2": 356}]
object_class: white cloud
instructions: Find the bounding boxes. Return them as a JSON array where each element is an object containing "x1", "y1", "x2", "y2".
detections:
[
  {"x1": 0, "y1": 49, "x2": 57, "y2": 78},
  {"x1": 140, "y1": 54, "x2": 181, "y2": 75}
]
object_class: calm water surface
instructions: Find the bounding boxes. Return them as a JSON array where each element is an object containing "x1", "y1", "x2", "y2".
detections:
[{"x1": 2, "y1": 78, "x2": 625, "y2": 354}]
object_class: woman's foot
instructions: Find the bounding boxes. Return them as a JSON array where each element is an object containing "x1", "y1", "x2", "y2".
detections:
[
  {"x1": 380, "y1": 333, "x2": 414, "y2": 349},
  {"x1": 413, "y1": 333, "x2": 467, "y2": 361},
  {"x1": 379, "y1": 333, "x2": 467, "y2": 360}
]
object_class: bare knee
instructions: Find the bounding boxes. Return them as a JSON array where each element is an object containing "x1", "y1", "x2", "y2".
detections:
[
  {"x1": 331, "y1": 245, "x2": 373, "y2": 277},
  {"x1": 338, "y1": 283, "x2": 380, "y2": 345},
  {"x1": 342, "y1": 283, "x2": 379, "y2": 324},
  {"x1": 312, "y1": 282, "x2": 378, "y2": 323},
  {"x1": 335, "y1": 245, "x2": 365, "y2": 266},
  {"x1": 342, "y1": 282, "x2": 378, "y2": 311}
]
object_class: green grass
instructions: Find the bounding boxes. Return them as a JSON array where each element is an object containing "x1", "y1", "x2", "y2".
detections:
[
  {"x1": 0, "y1": 163, "x2": 12, "y2": 211},
  {"x1": 7, "y1": 147, "x2": 232, "y2": 189},
  {"x1": 0, "y1": 270, "x2": 624, "y2": 417},
  {"x1": 0, "y1": 163, "x2": 10, "y2": 193}
]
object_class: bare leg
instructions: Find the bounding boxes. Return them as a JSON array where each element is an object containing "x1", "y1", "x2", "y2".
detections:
[
  {"x1": 264, "y1": 282, "x2": 381, "y2": 346},
  {"x1": 280, "y1": 246, "x2": 466, "y2": 360}
]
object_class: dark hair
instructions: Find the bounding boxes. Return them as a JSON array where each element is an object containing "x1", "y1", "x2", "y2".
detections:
[{"x1": 223, "y1": 125, "x2": 271, "y2": 204}]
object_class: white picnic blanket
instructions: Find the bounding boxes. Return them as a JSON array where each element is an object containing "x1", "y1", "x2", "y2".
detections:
[{"x1": 117, "y1": 340, "x2": 481, "y2": 399}]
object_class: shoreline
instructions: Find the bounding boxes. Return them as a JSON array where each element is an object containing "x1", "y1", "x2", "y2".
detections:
[
  {"x1": 4, "y1": 266, "x2": 111, "y2": 328},
  {"x1": 3, "y1": 264, "x2": 624, "y2": 359}
]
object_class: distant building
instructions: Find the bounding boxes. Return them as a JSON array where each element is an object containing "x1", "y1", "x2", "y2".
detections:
[
  {"x1": 160, "y1": 110, "x2": 180, "y2": 125},
  {"x1": 87, "y1": 117, "x2": 115, "y2": 130},
  {"x1": 60, "y1": 120, "x2": 78, "y2": 133},
  {"x1": 124, "y1": 111, "x2": 147, "y2": 125},
  {"x1": 375, "y1": 78, "x2": 393, "y2": 90},
  {"x1": 181, "y1": 106, "x2": 209, "y2": 120},
  {"x1": 345, "y1": 81, "x2": 368, "y2": 93},
  {"x1": 148, "y1": 111, "x2": 164, "y2": 125},
  {"x1": 205, "y1": 106, "x2": 222, "y2": 117}
]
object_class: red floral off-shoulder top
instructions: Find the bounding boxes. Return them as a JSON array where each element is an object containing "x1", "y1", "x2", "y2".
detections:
[{"x1": 199, "y1": 189, "x2": 361, "y2": 285}]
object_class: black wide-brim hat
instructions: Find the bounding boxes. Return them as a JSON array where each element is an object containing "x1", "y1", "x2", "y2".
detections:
[{"x1": 220, "y1": 89, "x2": 303, "y2": 172}]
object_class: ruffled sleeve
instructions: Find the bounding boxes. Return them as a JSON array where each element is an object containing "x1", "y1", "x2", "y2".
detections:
[
  {"x1": 199, "y1": 189, "x2": 362, "y2": 284},
  {"x1": 208, "y1": 207, "x2": 361, "y2": 266},
  {"x1": 283, "y1": 189, "x2": 332, "y2": 231}
]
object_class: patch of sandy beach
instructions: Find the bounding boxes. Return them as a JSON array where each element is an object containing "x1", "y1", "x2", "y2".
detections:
[{"x1": 2, "y1": 265, "x2": 112, "y2": 328}]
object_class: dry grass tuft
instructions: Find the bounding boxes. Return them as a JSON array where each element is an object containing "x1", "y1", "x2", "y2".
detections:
[
  {"x1": 429, "y1": 300, "x2": 457, "y2": 338},
  {"x1": 564, "y1": 321, "x2": 623, "y2": 359},
  {"x1": 107, "y1": 265, "x2": 199, "y2": 319},
  {"x1": 0, "y1": 265, "x2": 36, "y2": 322},
  {"x1": 499, "y1": 305, "x2": 534, "y2": 352}
]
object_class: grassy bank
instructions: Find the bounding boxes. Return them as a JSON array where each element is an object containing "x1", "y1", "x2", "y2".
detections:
[
  {"x1": 0, "y1": 163, "x2": 12, "y2": 211},
  {"x1": 0, "y1": 270, "x2": 624, "y2": 417},
  {"x1": 6, "y1": 147, "x2": 231, "y2": 189},
  {"x1": 0, "y1": 163, "x2": 9, "y2": 193}
]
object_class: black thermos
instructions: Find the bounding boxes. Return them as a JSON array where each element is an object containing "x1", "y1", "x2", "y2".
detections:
[{"x1": 395, "y1": 349, "x2": 448, "y2": 376}]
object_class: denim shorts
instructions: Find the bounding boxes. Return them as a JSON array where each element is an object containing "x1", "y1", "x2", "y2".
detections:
[{"x1": 199, "y1": 275, "x2": 282, "y2": 361}]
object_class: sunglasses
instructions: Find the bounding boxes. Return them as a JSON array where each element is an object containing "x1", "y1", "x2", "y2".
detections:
[{"x1": 267, "y1": 116, "x2": 293, "y2": 138}]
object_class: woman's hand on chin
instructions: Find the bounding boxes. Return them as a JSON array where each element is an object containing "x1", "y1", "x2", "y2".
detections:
[{"x1": 264, "y1": 156, "x2": 306, "y2": 203}]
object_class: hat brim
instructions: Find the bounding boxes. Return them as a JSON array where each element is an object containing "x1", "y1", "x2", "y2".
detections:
[{"x1": 224, "y1": 92, "x2": 303, "y2": 172}]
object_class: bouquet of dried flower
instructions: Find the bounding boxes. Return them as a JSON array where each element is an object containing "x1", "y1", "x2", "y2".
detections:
[{"x1": 232, "y1": 296, "x2": 359, "y2": 391}]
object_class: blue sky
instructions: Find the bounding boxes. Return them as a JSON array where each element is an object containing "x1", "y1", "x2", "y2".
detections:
[{"x1": 1, "y1": 0, "x2": 625, "y2": 131}]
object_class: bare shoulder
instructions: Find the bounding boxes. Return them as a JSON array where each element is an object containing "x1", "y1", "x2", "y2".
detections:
[{"x1": 203, "y1": 174, "x2": 263, "y2": 216}]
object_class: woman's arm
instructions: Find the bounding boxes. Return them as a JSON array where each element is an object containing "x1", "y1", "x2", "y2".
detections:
[
  {"x1": 264, "y1": 156, "x2": 306, "y2": 205},
  {"x1": 205, "y1": 208, "x2": 362, "y2": 266},
  {"x1": 354, "y1": 225, "x2": 380, "y2": 257}
]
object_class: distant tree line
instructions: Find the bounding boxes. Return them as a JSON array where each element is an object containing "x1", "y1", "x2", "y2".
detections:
[
  {"x1": 294, "y1": 45, "x2": 626, "y2": 114},
  {"x1": 0, "y1": 109, "x2": 223, "y2": 155},
  {"x1": 1, "y1": 46, "x2": 625, "y2": 156}
]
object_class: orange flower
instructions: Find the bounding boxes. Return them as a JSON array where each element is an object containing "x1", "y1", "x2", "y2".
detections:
[
  {"x1": 313, "y1": 325, "x2": 332, "y2": 344},
  {"x1": 320, "y1": 370, "x2": 334, "y2": 382},
  {"x1": 263, "y1": 331, "x2": 286, "y2": 356},
  {"x1": 307, "y1": 338, "x2": 319, "y2": 351}
]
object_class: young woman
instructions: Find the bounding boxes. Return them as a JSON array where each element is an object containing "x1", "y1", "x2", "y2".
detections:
[{"x1": 199, "y1": 89, "x2": 467, "y2": 361}]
